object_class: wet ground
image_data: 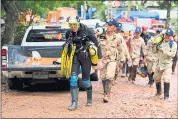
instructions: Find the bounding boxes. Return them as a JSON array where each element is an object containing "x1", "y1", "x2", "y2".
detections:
[{"x1": 1, "y1": 68, "x2": 178, "y2": 118}]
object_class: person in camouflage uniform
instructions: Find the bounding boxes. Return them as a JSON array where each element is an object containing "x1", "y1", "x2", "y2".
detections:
[
  {"x1": 128, "y1": 27, "x2": 147, "y2": 83},
  {"x1": 113, "y1": 23, "x2": 130, "y2": 84},
  {"x1": 153, "y1": 29, "x2": 177, "y2": 100},
  {"x1": 145, "y1": 40, "x2": 157, "y2": 86},
  {"x1": 97, "y1": 19, "x2": 124, "y2": 103}
]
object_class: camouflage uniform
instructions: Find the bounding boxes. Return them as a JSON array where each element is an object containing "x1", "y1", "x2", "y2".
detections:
[
  {"x1": 114, "y1": 33, "x2": 130, "y2": 81},
  {"x1": 99, "y1": 32, "x2": 122, "y2": 102},
  {"x1": 145, "y1": 43, "x2": 157, "y2": 85},
  {"x1": 153, "y1": 37, "x2": 177, "y2": 99},
  {"x1": 128, "y1": 36, "x2": 146, "y2": 81}
]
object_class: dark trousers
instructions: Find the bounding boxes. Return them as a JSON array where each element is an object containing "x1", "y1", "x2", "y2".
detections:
[
  {"x1": 128, "y1": 65, "x2": 138, "y2": 81},
  {"x1": 172, "y1": 59, "x2": 177, "y2": 73},
  {"x1": 122, "y1": 62, "x2": 129, "y2": 76},
  {"x1": 70, "y1": 51, "x2": 92, "y2": 89},
  {"x1": 122, "y1": 62, "x2": 126, "y2": 74}
]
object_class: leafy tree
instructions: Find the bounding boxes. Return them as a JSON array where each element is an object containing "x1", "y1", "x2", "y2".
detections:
[
  {"x1": 87, "y1": 1, "x2": 106, "y2": 21},
  {"x1": 1, "y1": 1, "x2": 82, "y2": 45},
  {"x1": 157, "y1": 0, "x2": 176, "y2": 28}
]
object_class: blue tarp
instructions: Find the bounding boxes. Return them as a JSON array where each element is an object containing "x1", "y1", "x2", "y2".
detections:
[
  {"x1": 121, "y1": 23, "x2": 136, "y2": 32},
  {"x1": 114, "y1": 11, "x2": 125, "y2": 20},
  {"x1": 129, "y1": 11, "x2": 159, "y2": 20},
  {"x1": 114, "y1": 11, "x2": 160, "y2": 20}
]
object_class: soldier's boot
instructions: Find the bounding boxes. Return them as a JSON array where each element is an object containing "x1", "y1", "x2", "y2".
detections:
[
  {"x1": 102, "y1": 80, "x2": 107, "y2": 94},
  {"x1": 128, "y1": 75, "x2": 132, "y2": 81},
  {"x1": 107, "y1": 80, "x2": 113, "y2": 98},
  {"x1": 103, "y1": 80, "x2": 109, "y2": 103},
  {"x1": 128, "y1": 66, "x2": 132, "y2": 81},
  {"x1": 164, "y1": 82, "x2": 170, "y2": 100},
  {"x1": 147, "y1": 73, "x2": 154, "y2": 86},
  {"x1": 68, "y1": 88, "x2": 79, "y2": 111},
  {"x1": 132, "y1": 65, "x2": 138, "y2": 82},
  {"x1": 147, "y1": 73, "x2": 152, "y2": 85},
  {"x1": 113, "y1": 74, "x2": 118, "y2": 85},
  {"x1": 150, "y1": 72, "x2": 154, "y2": 86},
  {"x1": 86, "y1": 86, "x2": 92, "y2": 106},
  {"x1": 155, "y1": 82, "x2": 162, "y2": 96}
]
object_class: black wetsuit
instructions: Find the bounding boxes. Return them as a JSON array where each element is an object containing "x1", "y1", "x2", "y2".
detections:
[{"x1": 65, "y1": 23, "x2": 102, "y2": 89}]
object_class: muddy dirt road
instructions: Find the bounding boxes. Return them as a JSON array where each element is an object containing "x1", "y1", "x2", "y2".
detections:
[{"x1": 2, "y1": 70, "x2": 178, "y2": 118}]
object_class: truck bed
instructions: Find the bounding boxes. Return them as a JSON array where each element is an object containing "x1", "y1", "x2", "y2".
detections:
[{"x1": 2, "y1": 45, "x2": 63, "y2": 71}]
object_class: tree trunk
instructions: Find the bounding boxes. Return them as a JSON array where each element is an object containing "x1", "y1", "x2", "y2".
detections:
[
  {"x1": 1, "y1": 0, "x2": 18, "y2": 45},
  {"x1": 165, "y1": 0, "x2": 172, "y2": 29}
]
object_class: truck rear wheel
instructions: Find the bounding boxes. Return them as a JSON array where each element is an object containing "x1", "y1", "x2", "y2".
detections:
[
  {"x1": 90, "y1": 70, "x2": 99, "y2": 81},
  {"x1": 78, "y1": 78, "x2": 85, "y2": 91},
  {"x1": 8, "y1": 79, "x2": 23, "y2": 90},
  {"x1": 57, "y1": 80, "x2": 70, "y2": 90}
]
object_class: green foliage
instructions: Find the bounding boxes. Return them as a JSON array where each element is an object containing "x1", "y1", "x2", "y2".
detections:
[
  {"x1": 170, "y1": 18, "x2": 178, "y2": 33},
  {"x1": 1, "y1": 7, "x2": 6, "y2": 17},
  {"x1": 15, "y1": 1, "x2": 82, "y2": 16},
  {"x1": 87, "y1": 1, "x2": 106, "y2": 21},
  {"x1": 10, "y1": 1, "x2": 82, "y2": 44},
  {"x1": 96, "y1": 4, "x2": 106, "y2": 22},
  {"x1": 14, "y1": 24, "x2": 28, "y2": 45}
]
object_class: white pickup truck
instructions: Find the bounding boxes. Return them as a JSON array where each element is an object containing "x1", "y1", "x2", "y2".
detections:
[{"x1": 1, "y1": 23, "x2": 98, "y2": 90}]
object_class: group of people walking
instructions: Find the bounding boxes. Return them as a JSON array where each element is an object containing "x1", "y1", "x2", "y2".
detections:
[{"x1": 61, "y1": 16, "x2": 177, "y2": 111}]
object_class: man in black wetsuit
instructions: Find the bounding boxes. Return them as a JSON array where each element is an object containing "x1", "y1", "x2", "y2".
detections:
[{"x1": 64, "y1": 16, "x2": 102, "y2": 111}]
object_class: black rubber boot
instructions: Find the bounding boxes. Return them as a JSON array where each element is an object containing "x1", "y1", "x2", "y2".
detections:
[
  {"x1": 164, "y1": 82, "x2": 170, "y2": 100},
  {"x1": 68, "y1": 88, "x2": 79, "y2": 111},
  {"x1": 128, "y1": 75, "x2": 132, "y2": 81},
  {"x1": 86, "y1": 86, "x2": 92, "y2": 106},
  {"x1": 132, "y1": 65, "x2": 138, "y2": 81},
  {"x1": 128, "y1": 66, "x2": 132, "y2": 81},
  {"x1": 148, "y1": 73, "x2": 154, "y2": 86},
  {"x1": 103, "y1": 79, "x2": 109, "y2": 103},
  {"x1": 150, "y1": 72, "x2": 154, "y2": 86},
  {"x1": 155, "y1": 82, "x2": 162, "y2": 96},
  {"x1": 102, "y1": 80, "x2": 107, "y2": 94},
  {"x1": 107, "y1": 80, "x2": 113, "y2": 97},
  {"x1": 147, "y1": 73, "x2": 152, "y2": 85}
]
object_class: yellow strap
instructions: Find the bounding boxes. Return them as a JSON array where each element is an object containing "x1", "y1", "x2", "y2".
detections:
[
  {"x1": 61, "y1": 44, "x2": 76, "y2": 78},
  {"x1": 60, "y1": 46, "x2": 68, "y2": 77},
  {"x1": 66, "y1": 45, "x2": 76, "y2": 78}
]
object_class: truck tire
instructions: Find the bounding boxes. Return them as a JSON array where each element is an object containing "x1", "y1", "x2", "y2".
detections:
[
  {"x1": 8, "y1": 79, "x2": 23, "y2": 90},
  {"x1": 57, "y1": 80, "x2": 70, "y2": 90},
  {"x1": 90, "y1": 70, "x2": 99, "y2": 81},
  {"x1": 78, "y1": 78, "x2": 85, "y2": 91}
]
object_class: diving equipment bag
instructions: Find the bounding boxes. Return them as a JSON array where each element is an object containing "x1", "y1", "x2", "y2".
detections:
[{"x1": 61, "y1": 44, "x2": 76, "y2": 78}]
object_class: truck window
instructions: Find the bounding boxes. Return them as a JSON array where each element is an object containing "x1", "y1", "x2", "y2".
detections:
[{"x1": 26, "y1": 29, "x2": 68, "y2": 42}]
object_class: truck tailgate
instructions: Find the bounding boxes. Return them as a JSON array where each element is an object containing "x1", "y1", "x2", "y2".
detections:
[{"x1": 3, "y1": 45, "x2": 63, "y2": 71}]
